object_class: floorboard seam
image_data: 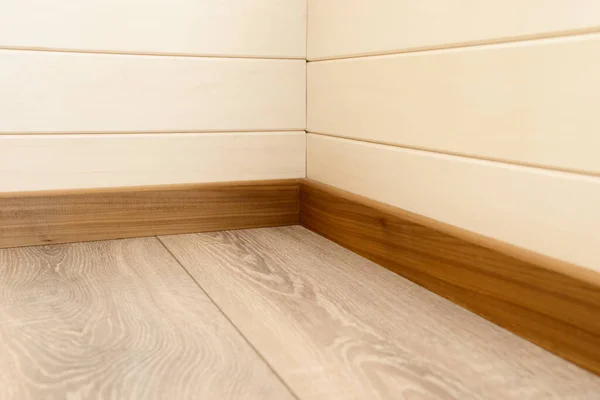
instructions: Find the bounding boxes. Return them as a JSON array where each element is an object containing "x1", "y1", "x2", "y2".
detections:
[{"x1": 154, "y1": 235, "x2": 302, "y2": 400}]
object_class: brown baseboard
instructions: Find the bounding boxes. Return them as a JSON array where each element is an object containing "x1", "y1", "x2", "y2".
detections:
[
  {"x1": 300, "y1": 178, "x2": 600, "y2": 376},
  {"x1": 0, "y1": 179, "x2": 299, "y2": 249}
]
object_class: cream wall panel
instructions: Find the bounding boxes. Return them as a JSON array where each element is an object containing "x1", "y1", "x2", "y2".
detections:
[
  {"x1": 307, "y1": 134, "x2": 600, "y2": 273},
  {"x1": 308, "y1": 35, "x2": 600, "y2": 175},
  {"x1": 0, "y1": 51, "x2": 306, "y2": 133},
  {"x1": 0, "y1": 0, "x2": 306, "y2": 58},
  {"x1": 307, "y1": 0, "x2": 600, "y2": 59},
  {"x1": 0, "y1": 132, "x2": 306, "y2": 192}
]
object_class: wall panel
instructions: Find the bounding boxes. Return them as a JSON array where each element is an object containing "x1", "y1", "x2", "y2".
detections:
[
  {"x1": 0, "y1": 132, "x2": 306, "y2": 192},
  {"x1": 308, "y1": 35, "x2": 600, "y2": 175},
  {"x1": 308, "y1": 0, "x2": 600, "y2": 59},
  {"x1": 0, "y1": 51, "x2": 305, "y2": 133},
  {"x1": 0, "y1": 0, "x2": 307, "y2": 58},
  {"x1": 307, "y1": 133, "x2": 600, "y2": 272}
]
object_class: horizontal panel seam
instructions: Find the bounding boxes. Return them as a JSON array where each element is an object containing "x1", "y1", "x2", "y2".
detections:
[
  {"x1": 307, "y1": 131, "x2": 600, "y2": 180},
  {"x1": 0, "y1": 45, "x2": 305, "y2": 60},
  {"x1": 0, "y1": 129, "x2": 306, "y2": 136},
  {"x1": 307, "y1": 27, "x2": 600, "y2": 62}
]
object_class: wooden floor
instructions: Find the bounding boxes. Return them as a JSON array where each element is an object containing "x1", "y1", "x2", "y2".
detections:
[{"x1": 1, "y1": 226, "x2": 599, "y2": 399}]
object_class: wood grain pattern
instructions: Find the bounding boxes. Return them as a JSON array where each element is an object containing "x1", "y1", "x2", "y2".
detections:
[
  {"x1": 307, "y1": 0, "x2": 600, "y2": 59},
  {"x1": 160, "y1": 226, "x2": 600, "y2": 399},
  {"x1": 0, "y1": 51, "x2": 305, "y2": 133},
  {"x1": 307, "y1": 34, "x2": 600, "y2": 175},
  {"x1": 300, "y1": 179, "x2": 600, "y2": 377},
  {"x1": 0, "y1": 132, "x2": 305, "y2": 192},
  {"x1": 0, "y1": 179, "x2": 299, "y2": 249},
  {"x1": 0, "y1": 237, "x2": 295, "y2": 399},
  {"x1": 0, "y1": 0, "x2": 306, "y2": 58},
  {"x1": 306, "y1": 133, "x2": 600, "y2": 273}
]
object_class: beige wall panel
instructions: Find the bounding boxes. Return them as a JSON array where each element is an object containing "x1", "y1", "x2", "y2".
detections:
[
  {"x1": 0, "y1": 51, "x2": 306, "y2": 133},
  {"x1": 307, "y1": 133, "x2": 600, "y2": 273},
  {"x1": 0, "y1": 132, "x2": 306, "y2": 192},
  {"x1": 307, "y1": 0, "x2": 600, "y2": 59},
  {"x1": 308, "y1": 35, "x2": 600, "y2": 175},
  {"x1": 0, "y1": 0, "x2": 306, "y2": 58}
]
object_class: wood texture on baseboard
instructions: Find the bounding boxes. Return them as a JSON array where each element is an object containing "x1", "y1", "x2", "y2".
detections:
[
  {"x1": 0, "y1": 179, "x2": 299, "y2": 249},
  {"x1": 299, "y1": 179, "x2": 600, "y2": 376}
]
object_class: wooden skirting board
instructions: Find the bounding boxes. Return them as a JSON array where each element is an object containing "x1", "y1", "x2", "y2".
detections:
[
  {"x1": 0, "y1": 179, "x2": 299, "y2": 249},
  {"x1": 300, "y1": 179, "x2": 600, "y2": 376},
  {"x1": 2, "y1": 177, "x2": 599, "y2": 376}
]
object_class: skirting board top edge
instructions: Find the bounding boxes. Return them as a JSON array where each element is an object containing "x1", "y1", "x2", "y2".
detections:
[{"x1": 0, "y1": 179, "x2": 301, "y2": 199}]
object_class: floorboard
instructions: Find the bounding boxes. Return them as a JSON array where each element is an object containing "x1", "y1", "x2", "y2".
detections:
[
  {"x1": 0, "y1": 237, "x2": 295, "y2": 400},
  {"x1": 160, "y1": 226, "x2": 600, "y2": 400}
]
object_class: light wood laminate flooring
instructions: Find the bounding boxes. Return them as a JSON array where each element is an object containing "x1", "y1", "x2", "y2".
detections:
[{"x1": 0, "y1": 226, "x2": 598, "y2": 399}]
